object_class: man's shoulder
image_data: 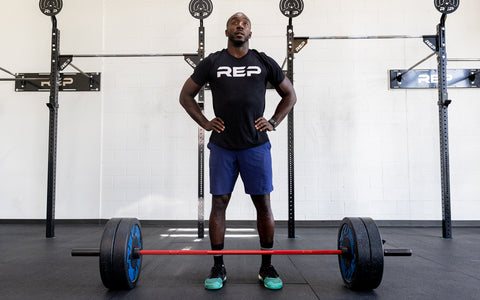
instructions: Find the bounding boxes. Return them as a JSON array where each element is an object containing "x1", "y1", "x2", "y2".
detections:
[
  {"x1": 249, "y1": 49, "x2": 281, "y2": 68},
  {"x1": 195, "y1": 50, "x2": 225, "y2": 72},
  {"x1": 249, "y1": 49, "x2": 270, "y2": 59},
  {"x1": 206, "y1": 49, "x2": 227, "y2": 61}
]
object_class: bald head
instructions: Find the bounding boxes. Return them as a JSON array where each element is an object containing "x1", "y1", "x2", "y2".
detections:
[{"x1": 226, "y1": 12, "x2": 251, "y2": 28}]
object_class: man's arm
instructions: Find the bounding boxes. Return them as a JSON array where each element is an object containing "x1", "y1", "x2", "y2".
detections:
[
  {"x1": 255, "y1": 77, "x2": 297, "y2": 132},
  {"x1": 179, "y1": 78, "x2": 225, "y2": 133}
]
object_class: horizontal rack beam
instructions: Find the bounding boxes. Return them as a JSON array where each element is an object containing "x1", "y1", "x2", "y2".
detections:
[
  {"x1": 296, "y1": 35, "x2": 424, "y2": 40},
  {"x1": 70, "y1": 53, "x2": 198, "y2": 58},
  {"x1": 449, "y1": 58, "x2": 480, "y2": 62}
]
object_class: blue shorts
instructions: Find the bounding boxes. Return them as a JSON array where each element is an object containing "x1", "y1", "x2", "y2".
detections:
[{"x1": 208, "y1": 142, "x2": 273, "y2": 196}]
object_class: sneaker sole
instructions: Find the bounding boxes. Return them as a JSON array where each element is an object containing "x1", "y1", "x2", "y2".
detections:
[
  {"x1": 204, "y1": 277, "x2": 227, "y2": 290},
  {"x1": 258, "y1": 275, "x2": 283, "y2": 290}
]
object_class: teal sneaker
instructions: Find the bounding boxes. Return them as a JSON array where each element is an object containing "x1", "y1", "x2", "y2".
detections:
[
  {"x1": 258, "y1": 265, "x2": 283, "y2": 290},
  {"x1": 204, "y1": 264, "x2": 226, "y2": 290}
]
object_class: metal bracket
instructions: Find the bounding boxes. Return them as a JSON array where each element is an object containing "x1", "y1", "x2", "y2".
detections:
[
  {"x1": 423, "y1": 35, "x2": 438, "y2": 51},
  {"x1": 293, "y1": 37, "x2": 309, "y2": 53},
  {"x1": 59, "y1": 55, "x2": 72, "y2": 71},
  {"x1": 184, "y1": 54, "x2": 201, "y2": 69}
]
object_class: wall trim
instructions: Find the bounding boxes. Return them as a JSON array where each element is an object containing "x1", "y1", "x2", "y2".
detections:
[{"x1": 0, "y1": 219, "x2": 479, "y2": 228}]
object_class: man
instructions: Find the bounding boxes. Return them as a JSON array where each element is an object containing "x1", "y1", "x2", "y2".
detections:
[{"x1": 179, "y1": 12, "x2": 296, "y2": 290}]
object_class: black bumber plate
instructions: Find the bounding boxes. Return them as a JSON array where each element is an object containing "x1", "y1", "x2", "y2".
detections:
[
  {"x1": 112, "y1": 218, "x2": 143, "y2": 289},
  {"x1": 338, "y1": 217, "x2": 383, "y2": 290},
  {"x1": 360, "y1": 217, "x2": 384, "y2": 289},
  {"x1": 99, "y1": 218, "x2": 122, "y2": 289},
  {"x1": 434, "y1": 0, "x2": 459, "y2": 14},
  {"x1": 100, "y1": 218, "x2": 143, "y2": 289}
]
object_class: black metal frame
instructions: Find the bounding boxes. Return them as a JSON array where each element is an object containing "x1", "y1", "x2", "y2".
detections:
[
  {"x1": 13, "y1": 72, "x2": 101, "y2": 91},
  {"x1": 390, "y1": 68, "x2": 480, "y2": 89},
  {"x1": 436, "y1": 14, "x2": 452, "y2": 239},
  {"x1": 38, "y1": 4, "x2": 207, "y2": 238},
  {"x1": 197, "y1": 19, "x2": 206, "y2": 239},
  {"x1": 38, "y1": 0, "x2": 456, "y2": 239},
  {"x1": 286, "y1": 18, "x2": 296, "y2": 238},
  {"x1": 46, "y1": 16, "x2": 61, "y2": 237},
  {"x1": 284, "y1": 11, "x2": 456, "y2": 238}
]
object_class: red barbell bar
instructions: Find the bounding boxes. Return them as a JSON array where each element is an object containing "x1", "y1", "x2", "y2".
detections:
[
  {"x1": 71, "y1": 248, "x2": 344, "y2": 256},
  {"x1": 139, "y1": 249, "x2": 343, "y2": 255},
  {"x1": 71, "y1": 248, "x2": 411, "y2": 257}
]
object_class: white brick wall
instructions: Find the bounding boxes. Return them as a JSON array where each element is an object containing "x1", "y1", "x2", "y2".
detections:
[{"x1": 1, "y1": 0, "x2": 479, "y2": 221}]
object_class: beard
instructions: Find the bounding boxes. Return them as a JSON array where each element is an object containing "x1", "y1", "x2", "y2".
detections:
[{"x1": 228, "y1": 34, "x2": 249, "y2": 47}]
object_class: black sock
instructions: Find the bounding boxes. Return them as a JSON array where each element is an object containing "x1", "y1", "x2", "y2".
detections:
[
  {"x1": 212, "y1": 243, "x2": 224, "y2": 266},
  {"x1": 260, "y1": 241, "x2": 274, "y2": 268}
]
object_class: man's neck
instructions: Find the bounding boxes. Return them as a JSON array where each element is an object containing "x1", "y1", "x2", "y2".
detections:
[{"x1": 227, "y1": 42, "x2": 249, "y2": 58}]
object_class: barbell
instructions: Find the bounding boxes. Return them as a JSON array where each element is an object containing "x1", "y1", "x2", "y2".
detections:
[{"x1": 71, "y1": 217, "x2": 412, "y2": 291}]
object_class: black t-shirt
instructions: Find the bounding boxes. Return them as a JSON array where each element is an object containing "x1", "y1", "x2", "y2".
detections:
[{"x1": 190, "y1": 49, "x2": 285, "y2": 150}]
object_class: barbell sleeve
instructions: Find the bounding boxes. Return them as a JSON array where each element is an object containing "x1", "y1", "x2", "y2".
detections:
[
  {"x1": 71, "y1": 249, "x2": 100, "y2": 256},
  {"x1": 383, "y1": 249, "x2": 413, "y2": 256}
]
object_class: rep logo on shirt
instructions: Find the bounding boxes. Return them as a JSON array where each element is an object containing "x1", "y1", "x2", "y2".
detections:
[{"x1": 217, "y1": 66, "x2": 262, "y2": 78}]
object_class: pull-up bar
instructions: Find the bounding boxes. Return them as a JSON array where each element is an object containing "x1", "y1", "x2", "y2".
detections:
[
  {"x1": 449, "y1": 58, "x2": 480, "y2": 62},
  {"x1": 297, "y1": 35, "x2": 423, "y2": 40},
  {"x1": 70, "y1": 53, "x2": 198, "y2": 58}
]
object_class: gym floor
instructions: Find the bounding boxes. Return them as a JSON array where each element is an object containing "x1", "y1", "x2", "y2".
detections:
[{"x1": 1, "y1": 222, "x2": 479, "y2": 300}]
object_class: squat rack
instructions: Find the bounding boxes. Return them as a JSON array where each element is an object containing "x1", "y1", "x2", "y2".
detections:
[
  {"x1": 32, "y1": 0, "x2": 212, "y2": 238},
  {"x1": 279, "y1": 0, "x2": 461, "y2": 238}
]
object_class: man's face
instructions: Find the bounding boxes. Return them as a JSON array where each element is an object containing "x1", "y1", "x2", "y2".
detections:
[{"x1": 225, "y1": 13, "x2": 252, "y2": 45}]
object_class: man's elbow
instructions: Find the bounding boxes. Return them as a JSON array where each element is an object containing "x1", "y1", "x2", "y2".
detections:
[
  {"x1": 289, "y1": 91, "x2": 297, "y2": 107},
  {"x1": 179, "y1": 93, "x2": 187, "y2": 108},
  {"x1": 179, "y1": 88, "x2": 192, "y2": 108}
]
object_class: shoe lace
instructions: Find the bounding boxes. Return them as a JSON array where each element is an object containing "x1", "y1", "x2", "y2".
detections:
[
  {"x1": 209, "y1": 265, "x2": 225, "y2": 278},
  {"x1": 262, "y1": 265, "x2": 279, "y2": 278}
]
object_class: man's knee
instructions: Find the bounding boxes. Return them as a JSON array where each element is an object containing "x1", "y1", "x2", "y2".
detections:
[
  {"x1": 212, "y1": 194, "x2": 231, "y2": 211},
  {"x1": 251, "y1": 194, "x2": 271, "y2": 212}
]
